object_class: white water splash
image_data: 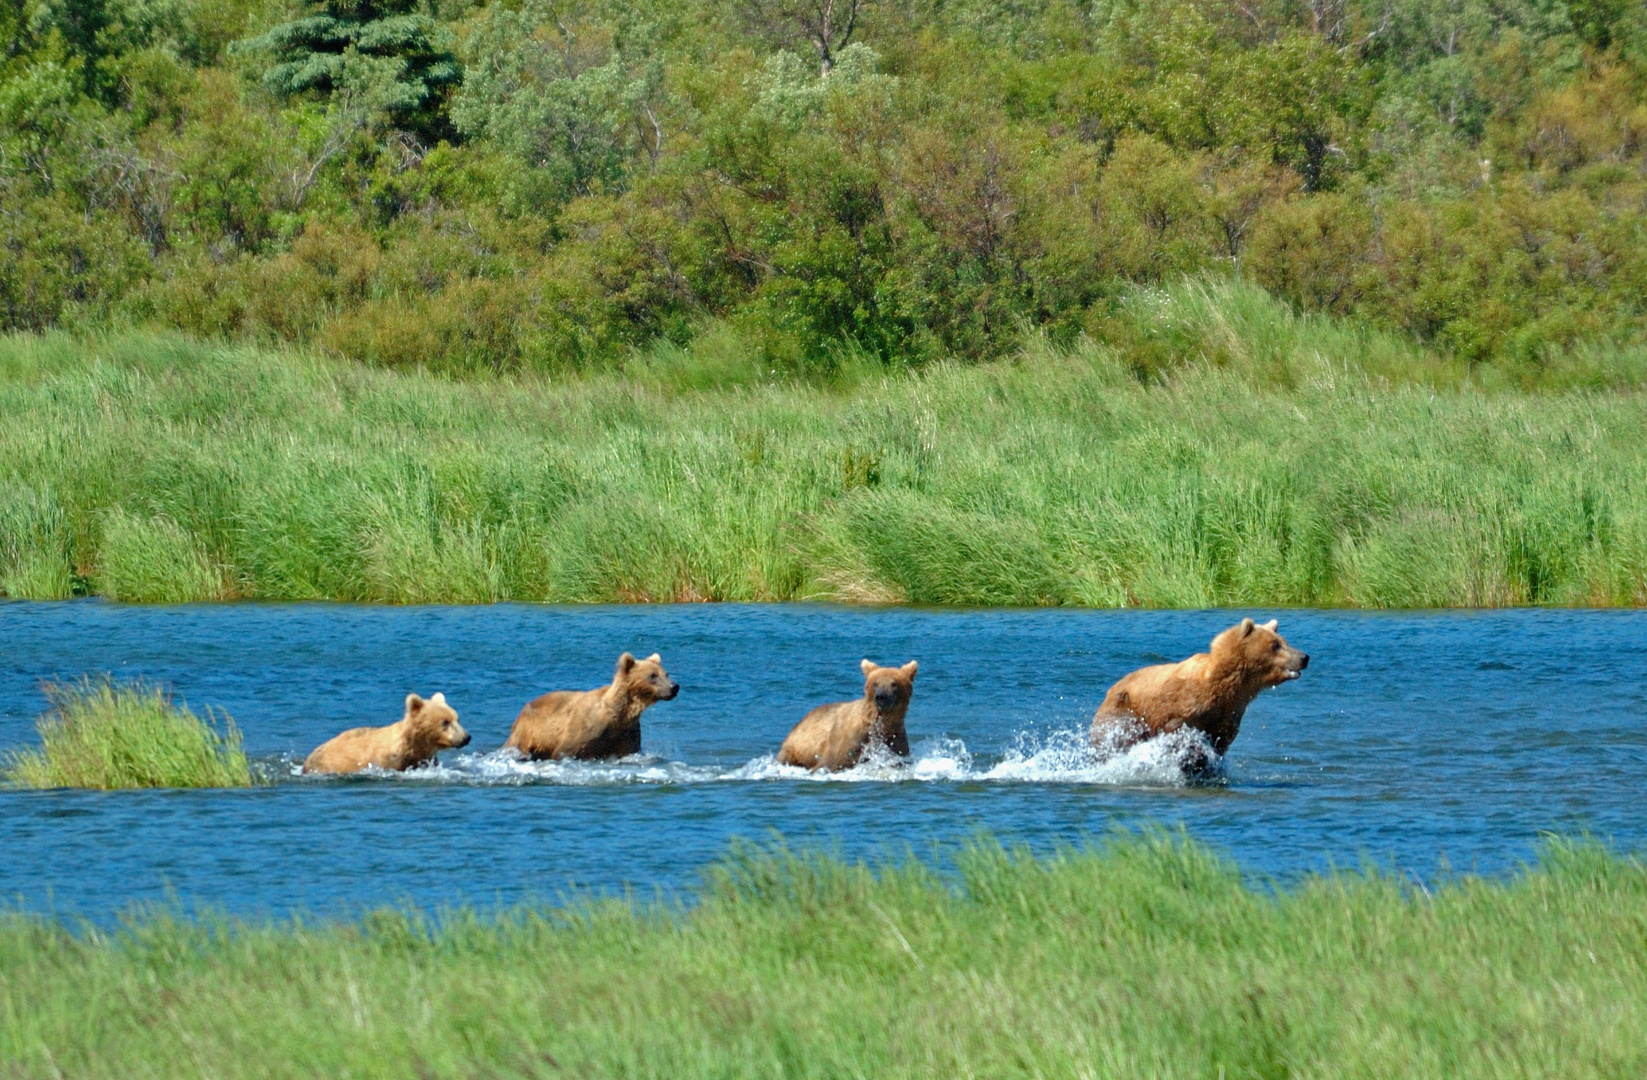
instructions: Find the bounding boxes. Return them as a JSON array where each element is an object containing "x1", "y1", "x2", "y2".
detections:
[
  {"x1": 725, "y1": 735, "x2": 976, "y2": 783},
  {"x1": 276, "y1": 728, "x2": 1219, "y2": 788},
  {"x1": 981, "y1": 727, "x2": 1219, "y2": 787}
]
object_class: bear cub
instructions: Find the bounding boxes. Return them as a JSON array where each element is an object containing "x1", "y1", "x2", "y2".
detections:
[
  {"x1": 1090, "y1": 618, "x2": 1307, "y2": 770},
  {"x1": 777, "y1": 659, "x2": 918, "y2": 772},
  {"x1": 303, "y1": 692, "x2": 470, "y2": 774},
  {"x1": 505, "y1": 652, "x2": 679, "y2": 761}
]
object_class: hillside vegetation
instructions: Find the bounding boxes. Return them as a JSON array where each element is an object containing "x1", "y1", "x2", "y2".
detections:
[
  {"x1": 2, "y1": 0, "x2": 1646, "y2": 377},
  {"x1": 4, "y1": 282, "x2": 1647, "y2": 606},
  {"x1": 2, "y1": 833, "x2": 1644, "y2": 1078}
]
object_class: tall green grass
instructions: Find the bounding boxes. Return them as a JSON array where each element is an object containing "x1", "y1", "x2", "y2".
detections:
[
  {"x1": 0, "y1": 832, "x2": 1642, "y2": 1077},
  {"x1": 4, "y1": 278, "x2": 1647, "y2": 606},
  {"x1": 3, "y1": 679, "x2": 253, "y2": 790}
]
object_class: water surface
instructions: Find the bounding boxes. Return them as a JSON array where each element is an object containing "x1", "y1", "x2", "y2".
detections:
[{"x1": 2, "y1": 602, "x2": 1644, "y2": 922}]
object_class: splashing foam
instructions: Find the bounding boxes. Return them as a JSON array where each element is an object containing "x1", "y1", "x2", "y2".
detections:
[
  {"x1": 727, "y1": 736, "x2": 977, "y2": 782},
  {"x1": 277, "y1": 729, "x2": 1220, "y2": 787},
  {"x1": 983, "y1": 727, "x2": 1220, "y2": 787}
]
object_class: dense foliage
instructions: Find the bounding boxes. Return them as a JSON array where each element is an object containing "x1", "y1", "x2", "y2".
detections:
[{"x1": 2, "y1": 0, "x2": 1645, "y2": 376}]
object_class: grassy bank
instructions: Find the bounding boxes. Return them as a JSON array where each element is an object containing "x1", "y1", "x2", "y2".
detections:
[
  {"x1": 2, "y1": 679, "x2": 252, "y2": 790},
  {"x1": 0, "y1": 833, "x2": 1642, "y2": 1078},
  {"x1": 3, "y1": 280, "x2": 1647, "y2": 607}
]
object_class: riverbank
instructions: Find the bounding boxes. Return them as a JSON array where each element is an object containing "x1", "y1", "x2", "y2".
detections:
[
  {"x1": 3, "y1": 282, "x2": 1646, "y2": 606},
  {"x1": 1, "y1": 832, "x2": 1641, "y2": 1078}
]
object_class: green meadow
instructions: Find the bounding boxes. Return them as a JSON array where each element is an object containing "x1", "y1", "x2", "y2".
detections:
[
  {"x1": 2, "y1": 280, "x2": 1646, "y2": 608},
  {"x1": 1, "y1": 832, "x2": 1642, "y2": 1078}
]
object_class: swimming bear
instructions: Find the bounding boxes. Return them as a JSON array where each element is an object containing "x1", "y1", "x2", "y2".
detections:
[
  {"x1": 777, "y1": 659, "x2": 918, "y2": 772},
  {"x1": 1090, "y1": 618, "x2": 1307, "y2": 770},
  {"x1": 303, "y1": 692, "x2": 470, "y2": 774},
  {"x1": 504, "y1": 652, "x2": 679, "y2": 760}
]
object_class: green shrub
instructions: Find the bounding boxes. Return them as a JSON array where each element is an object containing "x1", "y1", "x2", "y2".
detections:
[
  {"x1": 3, "y1": 678, "x2": 253, "y2": 790},
  {"x1": 0, "y1": 188, "x2": 150, "y2": 333},
  {"x1": 4, "y1": 0, "x2": 1647, "y2": 372}
]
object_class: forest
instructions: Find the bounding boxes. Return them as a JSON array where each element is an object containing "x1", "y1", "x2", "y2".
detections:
[{"x1": 3, "y1": 0, "x2": 1645, "y2": 380}]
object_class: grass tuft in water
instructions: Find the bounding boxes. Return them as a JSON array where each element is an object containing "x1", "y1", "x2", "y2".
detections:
[
  {"x1": 3, "y1": 678, "x2": 253, "y2": 790},
  {"x1": 0, "y1": 831, "x2": 1643, "y2": 1077}
]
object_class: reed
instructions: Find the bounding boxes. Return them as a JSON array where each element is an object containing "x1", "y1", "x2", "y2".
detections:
[
  {"x1": 0, "y1": 832, "x2": 1641, "y2": 1078},
  {"x1": 3, "y1": 278, "x2": 1647, "y2": 607},
  {"x1": 3, "y1": 678, "x2": 253, "y2": 790}
]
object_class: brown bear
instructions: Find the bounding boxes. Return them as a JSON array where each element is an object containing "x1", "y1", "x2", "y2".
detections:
[
  {"x1": 1090, "y1": 618, "x2": 1308, "y2": 766},
  {"x1": 776, "y1": 659, "x2": 918, "y2": 772},
  {"x1": 302, "y1": 692, "x2": 470, "y2": 774},
  {"x1": 504, "y1": 652, "x2": 679, "y2": 761}
]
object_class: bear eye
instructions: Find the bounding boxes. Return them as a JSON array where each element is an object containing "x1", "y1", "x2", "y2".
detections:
[{"x1": 1271, "y1": 641, "x2": 1280, "y2": 651}]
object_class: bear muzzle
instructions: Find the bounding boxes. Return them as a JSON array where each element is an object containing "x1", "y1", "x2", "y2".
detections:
[
  {"x1": 660, "y1": 681, "x2": 680, "y2": 700},
  {"x1": 454, "y1": 731, "x2": 473, "y2": 747}
]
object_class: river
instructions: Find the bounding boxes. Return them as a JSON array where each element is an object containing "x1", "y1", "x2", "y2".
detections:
[{"x1": 3, "y1": 601, "x2": 1643, "y2": 922}]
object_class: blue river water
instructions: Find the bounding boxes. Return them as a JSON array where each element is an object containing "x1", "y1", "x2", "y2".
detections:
[{"x1": 2, "y1": 601, "x2": 1645, "y2": 923}]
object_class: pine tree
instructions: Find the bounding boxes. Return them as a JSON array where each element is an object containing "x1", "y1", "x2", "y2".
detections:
[{"x1": 238, "y1": 0, "x2": 458, "y2": 136}]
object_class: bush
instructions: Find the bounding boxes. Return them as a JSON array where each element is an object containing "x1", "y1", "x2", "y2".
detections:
[
  {"x1": 6, "y1": 0, "x2": 1647, "y2": 378},
  {"x1": 3, "y1": 678, "x2": 253, "y2": 789},
  {"x1": 0, "y1": 188, "x2": 150, "y2": 332}
]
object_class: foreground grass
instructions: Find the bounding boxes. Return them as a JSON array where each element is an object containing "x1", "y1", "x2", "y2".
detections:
[
  {"x1": 4, "y1": 279, "x2": 1647, "y2": 606},
  {"x1": 2, "y1": 679, "x2": 252, "y2": 790},
  {"x1": 0, "y1": 833, "x2": 1642, "y2": 1078}
]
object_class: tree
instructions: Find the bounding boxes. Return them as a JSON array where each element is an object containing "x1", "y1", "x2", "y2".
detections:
[
  {"x1": 451, "y1": 5, "x2": 663, "y2": 211},
  {"x1": 739, "y1": 0, "x2": 865, "y2": 76},
  {"x1": 234, "y1": 0, "x2": 458, "y2": 138}
]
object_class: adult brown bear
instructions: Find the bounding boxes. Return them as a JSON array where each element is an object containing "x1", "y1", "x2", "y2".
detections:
[
  {"x1": 777, "y1": 659, "x2": 918, "y2": 772},
  {"x1": 504, "y1": 653, "x2": 679, "y2": 761},
  {"x1": 1090, "y1": 618, "x2": 1307, "y2": 770}
]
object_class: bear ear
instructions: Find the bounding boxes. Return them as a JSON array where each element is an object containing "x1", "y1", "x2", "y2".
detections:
[
  {"x1": 1261, "y1": 619, "x2": 1278, "y2": 632},
  {"x1": 405, "y1": 693, "x2": 426, "y2": 714},
  {"x1": 1238, "y1": 617, "x2": 1255, "y2": 638},
  {"x1": 901, "y1": 660, "x2": 918, "y2": 677},
  {"x1": 645, "y1": 653, "x2": 661, "y2": 664},
  {"x1": 617, "y1": 652, "x2": 636, "y2": 675},
  {"x1": 860, "y1": 658, "x2": 876, "y2": 675},
  {"x1": 430, "y1": 692, "x2": 446, "y2": 705}
]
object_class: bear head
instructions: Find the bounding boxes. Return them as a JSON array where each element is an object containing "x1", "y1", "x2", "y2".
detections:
[
  {"x1": 860, "y1": 658, "x2": 918, "y2": 713},
  {"x1": 405, "y1": 692, "x2": 470, "y2": 749},
  {"x1": 1210, "y1": 618, "x2": 1308, "y2": 688},
  {"x1": 616, "y1": 652, "x2": 679, "y2": 702}
]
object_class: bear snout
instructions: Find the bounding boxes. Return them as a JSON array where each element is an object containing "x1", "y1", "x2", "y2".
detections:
[
  {"x1": 1280, "y1": 651, "x2": 1309, "y2": 680},
  {"x1": 455, "y1": 731, "x2": 472, "y2": 748},
  {"x1": 661, "y1": 681, "x2": 680, "y2": 700}
]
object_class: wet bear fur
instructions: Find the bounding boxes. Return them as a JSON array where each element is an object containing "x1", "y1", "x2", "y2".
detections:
[
  {"x1": 303, "y1": 692, "x2": 470, "y2": 774},
  {"x1": 1090, "y1": 618, "x2": 1308, "y2": 767},
  {"x1": 505, "y1": 652, "x2": 679, "y2": 761},
  {"x1": 777, "y1": 659, "x2": 918, "y2": 772}
]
